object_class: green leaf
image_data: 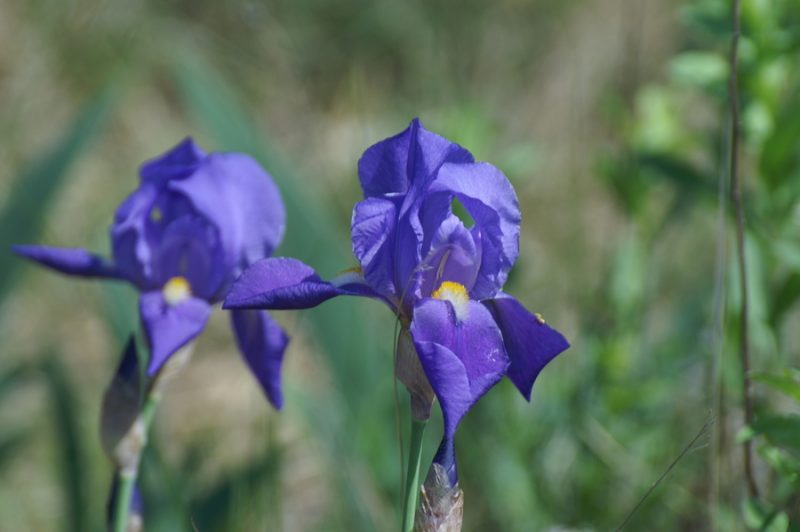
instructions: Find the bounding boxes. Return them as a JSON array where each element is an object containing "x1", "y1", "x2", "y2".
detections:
[
  {"x1": 753, "y1": 370, "x2": 800, "y2": 403},
  {"x1": 0, "y1": 84, "x2": 117, "y2": 304},
  {"x1": 669, "y1": 52, "x2": 728, "y2": 88},
  {"x1": 638, "y1": 154, "x2": 717, "y2": 199},
  {"x1": 0, "y1": 427, "x2": 34, "y2": 474},
  {"x1": 42, "y1": 355, "x2": 99, "y2": 532},
  {"x1": 759, "y1": 90, "x2": 800, "y2": 189},
  {"x1": 748, "y1": 415, "x2": 800, "y2": 451}
]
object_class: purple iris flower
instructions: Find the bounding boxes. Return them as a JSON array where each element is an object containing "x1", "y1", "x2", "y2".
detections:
[
  {"x1": 14, "y1": 138, "x2": 290, "y2": 408},
  {"x1": 224, "y1": 119, "x2": 569, "y2": 482}
]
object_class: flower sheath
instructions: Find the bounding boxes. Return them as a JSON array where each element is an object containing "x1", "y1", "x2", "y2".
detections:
[
  {"x1": 15, "y1": 138, "x2": 290, "y2": 408},
  {"x1": 224, "y1": 119, "x2": 570, "y2": 483}
]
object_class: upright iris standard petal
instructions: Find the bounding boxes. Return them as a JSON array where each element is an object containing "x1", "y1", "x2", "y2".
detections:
[
  {"x1": 13, "y1": 245, "x2": 122, "y2": 279},
  {"x1": 351, "y1": 197, "x2": 398, "y2": 299},
  {"x1": 230, "y1": 309, "x2": 289, "y2": 409},
  {"x1": 430, "y1": 162, "x2": 521, "y2": 299},
  {"x1": 111, "y1": 180, "x2": 172, "y2": 289},
  {"x1": 151, "y1": 214, "x2": 226, "y2": 301},
  {"x1": 168, "y1": 153, "x2": 286, "y2": 273},
  {"x1": 139, "y1": 291, "x2": 212, "y2": 375},
  {"x1": 139, "y1": 137, "x2": 206, "y2": 183},
  {"x1": 358, "y1": 118, "x2": 473, "y2": 201},
  {"x1": 417, "y1": 214, "x2": 482, "y2": 297},
  {"x1": 485, "y1": 294, "x2": 570, "y2": 401}
]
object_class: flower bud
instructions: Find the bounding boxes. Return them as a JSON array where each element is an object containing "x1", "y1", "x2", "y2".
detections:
[{"x1": 415, "y1": 462, "x2": 464, "y2": 531}]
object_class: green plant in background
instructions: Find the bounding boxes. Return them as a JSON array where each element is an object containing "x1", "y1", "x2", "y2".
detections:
[{"x1": 601, "y1": 0, "x2": 800, "y2": 528}]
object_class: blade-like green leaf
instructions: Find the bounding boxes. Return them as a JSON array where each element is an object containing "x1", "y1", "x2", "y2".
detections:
[{"x1": 42, "y1": 354, "x2": 99, "y2": 532}]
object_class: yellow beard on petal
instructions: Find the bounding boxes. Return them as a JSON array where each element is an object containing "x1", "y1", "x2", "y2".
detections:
[
  {"x1": 163, "y1": 276, "x2": 192, "y2": 305},
  {"x1": 432, "y1": 281, "x2": 470, "y2": 322}
]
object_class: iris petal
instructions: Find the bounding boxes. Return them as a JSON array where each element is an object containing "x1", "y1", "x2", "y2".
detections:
[
  {"x1": 430, "y1": 162, "x2": 521, "y2": 299},
  {"x1": 111, "y1": 183, "x2": 161, "y2": 288},
  {"x1": 351, "y1": 197, "x2": 397, "y2": 299},
  {"x1": 139, "y1": 137, "x2": 206, "y2": 183},
  {"x1": 358, "y1": 118, "x2": 473, "y2": 202},
  {"x1": 230, "y1": 309, "x2": 289, "y2": 409},
  {"x1": 13, "y1": 245, "x2": 123, "y2": 280},
  {"x1": 410, "y1": 297, "x2": 509, "y2": 482},
  {"x1": 169, "y1": 153, "x2": 286, "y2": 274},
  {"x1": 224, "y1": 257, "x2": 380, "y2": 310},
  {"x1": 139, "y1": 291, "x2": 211, "y2": 375},
  {"x1": 484, "y1": 294, "x2": 569, "y2": 401}
]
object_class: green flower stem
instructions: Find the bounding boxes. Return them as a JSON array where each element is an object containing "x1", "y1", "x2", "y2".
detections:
[
  {"x1": 111, "y1": 469, "x2": 137, "y2": 532},
  {"x1": 402, "y1": 417, "x2": 427, "y2": 532},
  {"x1": 111, "y1": 393, "x2": 160, "y2": 532}
]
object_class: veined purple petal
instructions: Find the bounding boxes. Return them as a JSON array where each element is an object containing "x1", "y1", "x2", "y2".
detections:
[
  {"x1": 358, "y1": 119, "x2": 473, "y2": 200},
  {"x1": 139, "y1": 291, "x2": 211, "y2": 375},
  {"x1": 111, "y1": 182, "x2": 161, "y2": 288},
  {"x1": 430, "y1": 162, "x2": 521, "y2": 299},
  {"x1": 113, "y1": 141, "x2": 286, "y2": 295},
  {"x1": 358, "y1": 123, "x2": 414, "y2": 197},
  {"x1": 484, "y1": 294, "x2": 569, "y2": 401},
  {"x1": 224, "y1": 257, "x2": 379, "y2": 310},
  {"x1": 418, "y1": 214, "x2": 482, "y2": 296},
  {"x1": 13, "y1": 245, "x2": 123, "y2": 279},
  {"x1": 139, "y1": 137, "x2": 206, "y2": 183},
  {"x1": 169, "y1": 153, "x2": 286, "y2": 274},
  {"x1": 351, "y1": 197, "x2": 397, "y2": 299},
  {"x1": 151, "y1": 214, "x2": 226, "y2": 301},
  {"x1": 411, "y1": 298, "x2": 509, "y2": 436},
  {"x1": 224, "y1": 257, "x2": 339, "y2": 310},
  {"x1": 230, "y1": 309, "x2": 289, "y2": 409},
  {"x1": 411, "y1": 298, "x2": 509, "y2": 484}
]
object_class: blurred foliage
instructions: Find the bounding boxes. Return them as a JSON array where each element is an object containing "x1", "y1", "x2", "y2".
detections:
[{"x1": 2, "y1": 0, "x2": 800, "y2": 530}]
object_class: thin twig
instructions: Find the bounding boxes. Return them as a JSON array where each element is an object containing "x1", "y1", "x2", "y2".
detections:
[{"x1": 728, "y1": 0, "x2": 759, "y2": 499}]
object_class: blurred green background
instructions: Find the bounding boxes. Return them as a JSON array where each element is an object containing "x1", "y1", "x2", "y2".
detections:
[{"x1": 3, "y1": 0, "x2": 800, "y2": 530}]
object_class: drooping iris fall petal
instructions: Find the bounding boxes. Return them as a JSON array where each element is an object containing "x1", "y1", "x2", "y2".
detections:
[
  {"x1": 485, "y1": 294, "x2": 570, "y2": 401},
  {"x1": 410, "y1": 298, "x2": 509, "y2": 439},
  {"x1": 410, "y1": 297, "x2": 509, "y2": 483},
  {"x1": 139, "y1": 291, "x2": 211, "y2": 375},
  {"x1": 230, "y1": 309, "x2": 289, "y2": 409}
]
